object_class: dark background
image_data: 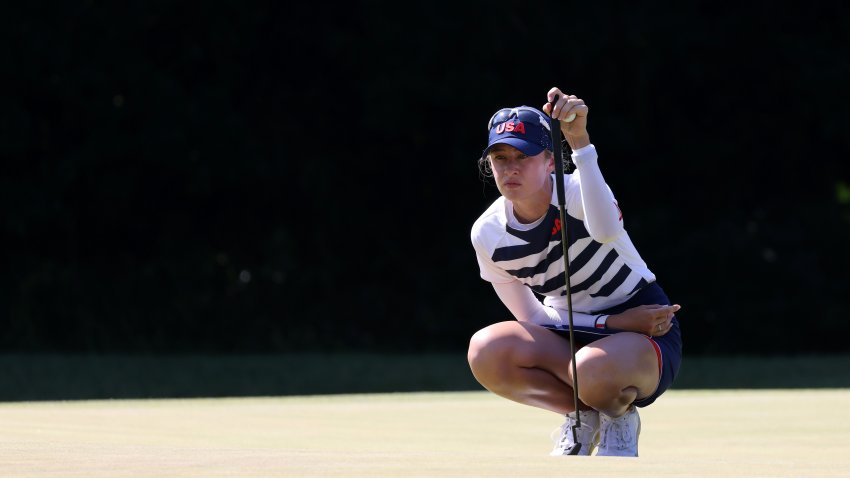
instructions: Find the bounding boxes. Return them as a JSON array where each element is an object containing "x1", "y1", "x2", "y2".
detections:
[{"x1": 4, "y1": 2, "x2": 849, "y2": 356}]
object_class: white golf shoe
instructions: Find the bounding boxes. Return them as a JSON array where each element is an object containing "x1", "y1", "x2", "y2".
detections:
[
  {"x1": 596, "y1": 406, "x2": 641, "y2": 457},
  {"x1": 550, "y1": 410, "x2": 600, "y2": 456}
]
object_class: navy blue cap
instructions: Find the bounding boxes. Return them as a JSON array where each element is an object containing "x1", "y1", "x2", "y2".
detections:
[{"x1": 482, "y1": 106, "x2": 553, "y2": 157}]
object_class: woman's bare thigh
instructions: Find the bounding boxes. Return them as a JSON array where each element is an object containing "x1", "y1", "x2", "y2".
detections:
[{"x1": 575, "y1": 332, "x2": 661, "y2": 402}]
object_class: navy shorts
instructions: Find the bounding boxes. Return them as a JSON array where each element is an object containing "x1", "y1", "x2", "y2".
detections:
[{"x1": 540, "y1": 282, "x2": 682, "y2": 407}]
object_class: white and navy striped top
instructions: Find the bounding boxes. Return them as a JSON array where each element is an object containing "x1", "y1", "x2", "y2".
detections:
[{"x1": 471, "y1": 146, "x2": 655, "y2": 315}]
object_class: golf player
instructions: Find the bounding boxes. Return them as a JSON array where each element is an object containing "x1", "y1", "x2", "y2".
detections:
[{"x1": 468, "y1": 87, "x2": 683, "y2": 456}]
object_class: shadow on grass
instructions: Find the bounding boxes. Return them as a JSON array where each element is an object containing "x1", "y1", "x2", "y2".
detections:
[{"x1": 2, "y1": 353, "x2": 849, "y2": 401}]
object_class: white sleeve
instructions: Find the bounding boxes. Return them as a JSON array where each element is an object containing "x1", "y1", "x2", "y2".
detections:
[
  {"x1": 571, "y1": 144, "x2": 624, "y2": 243},
  {"x1": 491, "y1": 280, "x2": 600, "y2": 328},
  {"x1": 471, "y1": 235, "x2": 515, "y2": 283}
]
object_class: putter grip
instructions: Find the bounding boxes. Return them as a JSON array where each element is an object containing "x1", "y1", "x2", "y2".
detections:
[{"x1": 550, "y1": 95, "x2": 566, "y2": 207}]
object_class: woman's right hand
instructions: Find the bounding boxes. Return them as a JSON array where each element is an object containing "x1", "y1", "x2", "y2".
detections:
[{"x1": 606, "y1": 304, "x2": 681, "y2": 336}]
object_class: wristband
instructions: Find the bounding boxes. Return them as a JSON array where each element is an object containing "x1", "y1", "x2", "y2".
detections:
[{"x1": 594, "y1": 315, "x2": 609, "y2": 329}]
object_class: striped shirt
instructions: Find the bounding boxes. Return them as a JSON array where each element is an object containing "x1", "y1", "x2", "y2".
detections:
[{"x1": 471, "y1": 147, "x2": 655, "y2": 315}]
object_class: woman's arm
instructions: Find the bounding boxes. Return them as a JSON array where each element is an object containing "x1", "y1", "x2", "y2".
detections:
[
  {"x1": 491, "y1": 281, "x2": 681, "y2": 337},
  {"x1": 491, "y1": 280, "x2": 598, "y2": 328},
  {"x1": 543, "y1": 88, "x2": 624, "y2": 244},
  {"x1": 572, "y1": 145, "x2": 624, "y2": 243}
]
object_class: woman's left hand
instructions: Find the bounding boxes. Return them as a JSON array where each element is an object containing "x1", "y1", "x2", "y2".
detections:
[{"x1": 606, "y1": 304, "x2": 682, "y2": 337}]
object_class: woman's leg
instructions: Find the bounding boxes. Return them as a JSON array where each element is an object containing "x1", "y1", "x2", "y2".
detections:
[
  {"x1": 467, "y1": 320, "x2": 580, "y2": 414},
  {"x1": 574, "y1": 332, "x2": 660, "y2": 418},
  {"x1": 467, "y1": 321, "x2": 660, "y2": 417}
]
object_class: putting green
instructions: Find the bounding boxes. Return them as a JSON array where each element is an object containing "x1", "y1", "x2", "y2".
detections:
[{"x1": 1, "y1": 389, "x2": 847, "y2": 477}]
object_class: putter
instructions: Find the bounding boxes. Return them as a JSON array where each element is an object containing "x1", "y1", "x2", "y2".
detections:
[{"x1": 550, "y1": 96, "x2": 582, "y2": 455}]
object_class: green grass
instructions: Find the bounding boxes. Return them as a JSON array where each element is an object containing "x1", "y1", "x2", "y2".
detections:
[
  {"x1": 2, "y1": 353, "x2": 849, "y2": 401},
  {"x1": 2, "y1": 390, "x2": 849, "y2": 477}
]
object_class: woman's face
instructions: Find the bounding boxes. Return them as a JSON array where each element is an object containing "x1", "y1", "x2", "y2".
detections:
[{"x1": 488, "y1": 144, "x2": 554, "y2": 203}]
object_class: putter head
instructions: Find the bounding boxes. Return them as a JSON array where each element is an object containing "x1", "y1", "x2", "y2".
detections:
[{"x1": 565, "y1": 443, "x2": 582, "y2": 455}]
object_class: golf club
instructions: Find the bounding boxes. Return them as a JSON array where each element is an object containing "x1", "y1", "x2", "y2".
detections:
[{"x1": 550, "y1": 95, "x2": 582, "y2": 455}]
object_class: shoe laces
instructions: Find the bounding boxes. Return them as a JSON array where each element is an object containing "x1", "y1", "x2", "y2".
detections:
[
  {"x1": 598, "y1": 414, "x2": 633, "y2": 450},
  {"x1": 552, "y1": 414, "x2": 595, "y2": 447},
  {"x1": 551, "y1": 415, "x2": 579, "y2": 446}
]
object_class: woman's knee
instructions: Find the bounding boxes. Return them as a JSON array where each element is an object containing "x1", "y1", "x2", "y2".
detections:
[
  {"x1": 574, "y1": 333, "x2": 659, "y2": 412},
  {"x1": 467, "y1": 328, "x2": 486, "y2": 370},
  {"x1": 575, "y1": 351, "x2": 626, "y2": 408},
  {"x1": 468, "y1": 323, "x2": 507, "y2": 371},
  {"x1": 467, "y1": 322, "x2": 526, "y2": 385},
  {"x1": 578, "y1": 378, "x2": 636, "y2": 414}
]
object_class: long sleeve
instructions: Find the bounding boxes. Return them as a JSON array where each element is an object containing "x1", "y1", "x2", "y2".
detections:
[
  {"x1": 571, "y1": 144, "x2": 624, "y2": 243},
  {"x1": 491, "y1": 280, "x2": 599, "y2": 328}
]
